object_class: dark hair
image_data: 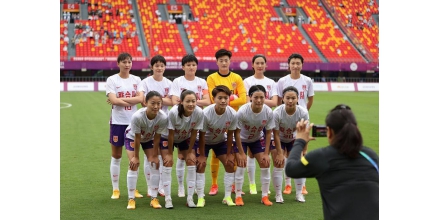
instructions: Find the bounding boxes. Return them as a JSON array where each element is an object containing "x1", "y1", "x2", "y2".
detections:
[
  {"x1": 287, "y1": 53, "x2": 304, "y2": 64},
  {"x1": 150, "y1": 54, "x2": 166, "y2": 66},
  {"x1": 251, "y1": 54, "x2": 267, "y2": 74},
  {"x1": 325, "y1": 104, "x2": 363, "y2": 158},
  {"x1": 215, "y1": 49, "x2": 232, "y2": 60},
  {"x1": 182, "y1": 54, "x2": 198, "y2": 66},
  {"x1": 212, "y1": 85, "x2": 231, "y2": 97},
  {"x1": 178, "y1": 89, "x2": 197, "y2": 118},
  {"x1": 117, "y1": 52, "x2": 132, "y2": 63},
  {"x1": 282, "y1": 86, "x2": 298, "y2": 97},
  {"x1": 248, "y1": 85, "x2": 266, "y2": 97},
  {"x1": 145, "y1": 91, "x2": 162, "y2": 102}
]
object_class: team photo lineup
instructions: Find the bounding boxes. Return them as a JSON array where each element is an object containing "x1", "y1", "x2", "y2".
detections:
[{"x1": 105, "y1": 48, "x2": 379, "y2": 219}]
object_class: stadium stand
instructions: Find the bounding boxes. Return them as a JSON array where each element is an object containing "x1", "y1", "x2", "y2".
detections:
[
  {"x1": 74, "y1": 0, "x2": 142, "y2": 57},
  {"x1": 61, "y1": 0, "x2": 379, "y2": 63}
]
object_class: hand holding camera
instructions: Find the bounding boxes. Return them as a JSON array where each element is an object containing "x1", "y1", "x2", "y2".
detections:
[{"x1": 296, "y1": 119, "x2": 316, "y2": 142}]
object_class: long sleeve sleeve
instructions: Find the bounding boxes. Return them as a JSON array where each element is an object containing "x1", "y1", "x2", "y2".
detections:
[
  {"x1": 285, "y1": 139, "x2": 329, "y2": 178},
  {"x1": 229, "y1": 75, "x2": 246, "y2": 108}
]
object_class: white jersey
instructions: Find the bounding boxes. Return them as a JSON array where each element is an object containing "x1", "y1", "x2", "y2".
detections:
[
  {"x1": 276, "y1": 74, "x2": 314, "y2": 109},
  {"x1": 236, "y1": 103, "x2": 275, "y2": 142},
  {"x1": 201, "y1": 104, "x2": 238, "y2": 145},
  {"x1": 273, "y1": 105, "x2": 309, "y2": 143},
  {"x1": 161, "y1": 105, "x2": 204, "y2": 143},
  {"x1": 106, "y1": 74, "x2": 142, "y2": 125},
  {"x1": 125, "y1": 107, "x2": 168, "y2": 142},
  {"x1": 169, "y1": 76, "x2": 208, "y2": 101},
  {"x1": 138, "y1": 76, "x2": 172, "y2": 114},
  {"x1": 244, "y1": 76, "x2": 278, "y2": 99}
]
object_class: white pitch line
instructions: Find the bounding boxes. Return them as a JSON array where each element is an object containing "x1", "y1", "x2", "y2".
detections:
[{"x1": 61, "y1": 102, "x2": 72, "y2": 109}]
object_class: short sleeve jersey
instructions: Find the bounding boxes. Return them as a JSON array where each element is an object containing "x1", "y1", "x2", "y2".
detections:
[
  {"x1": 169, "y1": 76, "x2": 208, "y2": 101},
  {"x1": 276, "y1": 74, "x2": 314, "y2": 109},
  {"x1": 201, "y1": 104, "x2": 238, "y2": 145},
  {"x1": 244, "y1": 76, "x2": 278, "y2": 99},
  {"x1": 106, "y1": 74, "x2": 142, "y2": 125},
  {"x1": 138, "y1": 76, "x2": 172, "y2": 114},
  {"x1": 236, "y1": 103, "x2": 275, "y2": 142},
  {"x1": 273, "y1": 105, "x2": 309, "y2": 143},
  {"x1": 125, "y1": 107, "x2": 168, "y2": 142},
  {"x1": 161, "y1": 105, "x2": 204, "y2": 143}
]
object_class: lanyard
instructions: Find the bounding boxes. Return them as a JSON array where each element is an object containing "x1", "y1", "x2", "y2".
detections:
[{"x1": 359, "y1": 151, "x2": 379, "y2": 174}]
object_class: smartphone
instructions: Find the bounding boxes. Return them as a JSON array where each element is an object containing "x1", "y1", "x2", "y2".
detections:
[{"x1": 312, "y1": 125, "x2": 327, "y2": 137}]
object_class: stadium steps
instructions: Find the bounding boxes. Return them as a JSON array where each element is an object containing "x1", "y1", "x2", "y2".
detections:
[
  {"x1": 177, "y1": 23, "x2": 193, "y2": 54},
  {"x1": 296, "y1": 7, "x2": 327, "y2": 62},
  {"x1": 273, "y1": 6, "x2": 289, "y2": 23},
  {"x1": 68, "y1": 22, "x2": 76, "y2": 58},
  {"x1": 157, "y1": 3, "x2": 168, "y2": 21},
  {"x1": 131, "y1": 0, "x2": 149, "y2": 57}
]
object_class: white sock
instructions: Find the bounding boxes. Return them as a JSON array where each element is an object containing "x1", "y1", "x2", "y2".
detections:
[
  {"x1": 143, "y1": 154, "x2": 151, "y2": 194},
  {"x1": 196, "y1": 172, "x2": 205, "y2": 199},
  {"x1": 294, "y1": 178, "x2": 305, "y2": 195},
  {"x1": 284, "y1": 156, "x2": 291, "y2": 186},
  {"x1": 176, "y1": 158, "x2": 185, "y2": 188},
  {"x1": 303, "y1": 178, "x2": 306, "y2": 188},
  {"x1": 234, "y1": 167, "x2": 246, "y2": 198},
  {"x1": 187, "y1": 166, "x2": 196, "y2": 199},
  {"x1": 260, "y1": 168, "x2": 270, "y2": 197},
  {"x1": 150, "y1": 163, "x2": 160, "y2": 198},
  {"x1": 224, "y1": 172, "x2": 234, "y2": 198},
  {"x1": 247, "y1": 156, "x2": 256, "y2": 184},
  {"x1": 273, "y1": 168, "x2": 283, "y2": 196},
  {"x1": 158, "y1": 155, "x2": 163, "y2": 191},
  {"x1": 110, "y1": 157, "x2": 121, "y2": 190},
  {"x1": 127, "y1": 170, "x2": 138, "y2": 199},
  {"x1": 162, "y1": 166, "x2": 172, "y2": 200}
]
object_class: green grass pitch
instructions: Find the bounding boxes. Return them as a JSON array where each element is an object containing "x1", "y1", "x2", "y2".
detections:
[{"x1": 60, "y1": 91, "x2": 378, "y2": 220}]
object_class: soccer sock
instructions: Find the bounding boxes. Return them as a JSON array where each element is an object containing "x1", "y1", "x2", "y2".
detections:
[
  {"x1": 224, "y1": 172, "x2": 234, "y2": 198},
  {"x1": 176, "y1": 158, "x2": 185, "y2": 188},
  {"x1": 260, "y1": 168, "x2": 270, "y2": 197},
  {"x1": 127, "y1": 169, "x2": 138, "y2": 199},
  {"x1": 234, "y1": 167, "x2": 245, "y2": 198},
  {"x1": 143, "y1": 154, "x2": 151, "y2": 194},
  {"x1": 211, "y1": 151, "x2": 220, "y2": 185},
  {"x1": 162, "y1": 166, "x2": 172, "y2": 200},
  {"x1": 247, "y1": 156, "x2": 256, "y2": 185},
  {"x1": 273, "y1": 168, "x2": 283, "y2": 196},
  {"x1": 284, "y1": 156, "x2": 291, "y2": 186},
  {"x1": 196, "y1": 172, "x2": 205, "y2": 199},
  {"x1": 149, "y1": 163, "x2": 160, "y2": 198},
  {"x1": 303, "y1": 178, "x2": 306, "y2": 188},
  {"x1": 158, "y1": 155, "x2": 163, "y2": 192},
  {"x1": 187, "y1": 166, "x2": 196, "y2": 199},
  {"x1": 110, "y1": 157, "x2": 121, "y2": 190},
  {"x1": 294, "y1": 178, "x2": 305, "y2": 195}
]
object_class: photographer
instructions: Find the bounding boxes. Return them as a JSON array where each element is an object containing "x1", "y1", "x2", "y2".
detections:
[{"x1": 285, "y1": 104, "x2": 378, "y2": 220}]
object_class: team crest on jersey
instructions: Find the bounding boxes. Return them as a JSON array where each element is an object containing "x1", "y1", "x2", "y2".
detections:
[
  {"x1": 225, "y1": 121, "x2": 231, "y2": 127},
  {"x1": 113, "y1": 136, "x2": 118, "y2": 142},
  {"x1": 191, "y1": 122, "x2": 196, "y2": 127},
  {"x1": 197, "y1": 85, "x2": 202, "y2": 92},
  {"x1": 133, "y1": 84, "x2": 137, "y2": 90},
  {"x1": 154, "y1": 125, "x2": 159, "y2": 131},
  {"x1": 267, "y1": 85, "x2": 271, "y2": 91},
  {"x1": 302, "y1": 85, "x2": 306, "y2": 90},
  {"x1": 262, "y1": 120, "x2": 267, "y2": 125},
  {"x1": 164, "y1": 87, "x2": 169, "y2": 96},
  {"x1": 162, "y1": 141, "x2": 168, "y2": 147}
]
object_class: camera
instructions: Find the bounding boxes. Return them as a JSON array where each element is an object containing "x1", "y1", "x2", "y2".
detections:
[{"x1": 312, "y1": 125, "x2": 327, "y2": 137}]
